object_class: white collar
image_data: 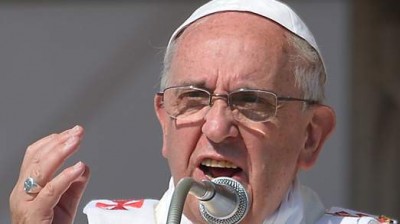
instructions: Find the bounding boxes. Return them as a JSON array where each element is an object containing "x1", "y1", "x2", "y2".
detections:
[{"x1": 263, "y1": 178, "x2": 325, "y2": 224}]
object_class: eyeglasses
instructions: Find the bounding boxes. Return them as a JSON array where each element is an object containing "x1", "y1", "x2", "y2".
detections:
[{"x1": 157, "y1": 85, "x2": 319, "y2": 123}]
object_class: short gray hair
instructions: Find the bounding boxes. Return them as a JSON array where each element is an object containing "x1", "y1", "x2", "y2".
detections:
[
  {"x1": 160, "y1": 32, "x2": 326, "y2": 103},
  {"x1": 286, "y1": 33, "x2": 326, "y2": 102},
  {"x1": 160, "y1": 39, "x2": 177, "y2": 91}
]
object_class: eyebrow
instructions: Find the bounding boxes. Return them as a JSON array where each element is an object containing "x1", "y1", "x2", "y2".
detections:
[
  {"x1": 176, "y1": 80, "x2": 209, "y2": 90},
  {"x1": 173, "y1": 81, "x2": 272, "y2": 93}
]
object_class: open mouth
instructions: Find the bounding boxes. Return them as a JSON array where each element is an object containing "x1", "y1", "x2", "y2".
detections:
[{"x1": 200, "y1": 159, "x2": 242, "y2": 178}]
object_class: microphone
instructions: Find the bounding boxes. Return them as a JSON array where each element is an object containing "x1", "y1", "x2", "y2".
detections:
[
  {"x1": 196, "y1": 177, "x2": 250, "y2": 224},
  {"x1": 166, "y1": 177, "x2": 250, "y2": 224}
]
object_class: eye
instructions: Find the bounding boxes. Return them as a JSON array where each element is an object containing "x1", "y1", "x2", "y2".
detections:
[
  {"x1": 237, "y1": 92, "x2": 259, "y2": 103},
  {"x1": 175, "y1": 89, "x2": 210, "y2": 115},
  {"x1": 179, "y1": 90, "x2": 209, "y2": 100},
  {"x1": 231, "y1": 91, "x2": 273, "y2": 108},
  {"x1": 230, "y1": 90, "x2": 277, "y2": 122}
]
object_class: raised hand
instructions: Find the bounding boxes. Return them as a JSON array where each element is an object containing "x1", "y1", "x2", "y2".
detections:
[{"x1": 10, "y1": 125, "x2": 90, "y2": 224}]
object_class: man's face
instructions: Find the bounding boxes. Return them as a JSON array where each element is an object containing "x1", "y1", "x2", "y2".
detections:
[{"x1": 156, "y1": 12, "x2": 319, "y2": 223}]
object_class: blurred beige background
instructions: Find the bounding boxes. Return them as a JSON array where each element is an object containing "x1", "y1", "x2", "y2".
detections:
[{"x1": 0, "y1": 0, "x2": 398, "y2": 223}]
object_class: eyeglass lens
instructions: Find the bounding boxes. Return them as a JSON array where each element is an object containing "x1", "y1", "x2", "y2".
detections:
[{"x1": 162, "y1": 86, "x2": 278, "y2": 123}]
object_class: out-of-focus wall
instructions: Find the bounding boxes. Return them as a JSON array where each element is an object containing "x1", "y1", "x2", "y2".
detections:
[
  {"x1": 0, "y1": 1, "x2": 350, "y2": 223},
  {"x1": 351, "y1": 0, "x2": 400, "y2": 218}
]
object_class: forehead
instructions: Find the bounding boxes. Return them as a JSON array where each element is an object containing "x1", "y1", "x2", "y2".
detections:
[{"x1": 169, "y1": 12, "x2": 296, "y2": 93}]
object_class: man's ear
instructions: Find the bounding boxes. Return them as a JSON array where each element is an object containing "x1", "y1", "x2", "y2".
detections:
[
  {"x1": 154, "y1": 94, "x2": 169, "y2": 158},
  {"x1": 298, "y1": 105, "x2": 336, "y2": 170}
]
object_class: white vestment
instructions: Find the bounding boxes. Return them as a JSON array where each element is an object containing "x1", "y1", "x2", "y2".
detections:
[{"x1": 84, "y1": 178, "x2": 392, "y2": 224}]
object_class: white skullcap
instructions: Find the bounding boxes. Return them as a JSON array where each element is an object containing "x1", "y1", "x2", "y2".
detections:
[{"x1": 167, "y1": 0, "x2": 325, "y2": 70}]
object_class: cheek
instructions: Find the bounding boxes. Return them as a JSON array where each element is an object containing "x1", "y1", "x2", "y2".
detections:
[
  {"x1": 242, "y1": 124, "x2": 303, "y2": 195},
  {"x1": 163, "y1": 122, "x2": 203, "y2": 178},
  {"x1": 244, "y1": 136, "x2": 301, "y2": 219},
  {"x1": 250, "y1": 127, "x2": 303, "y2": 177},
  {"x1": 247, "y1": 134, "x2": 299, "y2": 182}
]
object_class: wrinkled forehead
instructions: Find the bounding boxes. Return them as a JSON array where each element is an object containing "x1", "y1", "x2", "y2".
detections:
[{"x1": 167, "y1": 12, "x2": 297, "y2": 94}]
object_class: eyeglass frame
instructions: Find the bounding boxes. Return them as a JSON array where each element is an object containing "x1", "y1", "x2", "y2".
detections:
[{"x1": 156, "y1": 85, "x2": 320, "y2": 122}]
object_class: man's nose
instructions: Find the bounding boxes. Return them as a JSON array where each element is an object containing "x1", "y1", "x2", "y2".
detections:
[{"x1": 201, "y1": 100, "x2": 239, "y2": 143}]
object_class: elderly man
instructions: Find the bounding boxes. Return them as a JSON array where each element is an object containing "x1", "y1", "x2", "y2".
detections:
[{"x1": 10, "y1": 0, "x2": 397, "y2": 223}]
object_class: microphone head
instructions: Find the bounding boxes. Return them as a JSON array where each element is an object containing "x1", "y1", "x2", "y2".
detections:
[{"x1": 199, "y1": 177, "x2": 250, "y2": 224}]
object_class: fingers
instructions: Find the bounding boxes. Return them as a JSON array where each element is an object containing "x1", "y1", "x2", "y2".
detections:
[
  {"x1": 19, "y1": 125, "x2": 84, "y2": 190},
  {"x1": 55, "y1": 164, "x2": 91, "y2": 222},
  {"x1": 34, "y1": 162, "x2": 89, "y2": 217},
  {"x1": 10, "y1": 125, "x2": 89, "y2": 224},
  {"x1": 21, "y1": 128, "x2": 75, "y2": 171},
  {"x1": 10, "y1": 162, "x2": 90, "y2": 224}
]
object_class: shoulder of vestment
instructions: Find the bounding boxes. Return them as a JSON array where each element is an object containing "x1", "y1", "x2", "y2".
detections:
[
  {"x1": 316, "y1": 207, "x2": 397, "y2": 224},
  {"x1": 83, "y1": 198, "x2": 159, "y2": 224}
]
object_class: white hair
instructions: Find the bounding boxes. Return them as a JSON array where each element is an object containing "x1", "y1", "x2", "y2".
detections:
[
  {"x1": 160, "y1": 38, "x2": 176, "y2": 91},
  {"x1": 286, "y1": 33, "x2": 326, "y2": 102}
]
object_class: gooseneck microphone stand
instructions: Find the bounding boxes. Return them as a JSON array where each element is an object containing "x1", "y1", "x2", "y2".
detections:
[{"x1": 166, "y1": 177, "x2": 250, "y2": 224}]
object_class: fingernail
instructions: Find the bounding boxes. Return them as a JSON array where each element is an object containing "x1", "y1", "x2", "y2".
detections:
[
  {"x1": 71, "y1": 125, "x2": 81, "y2": 133},
  {"x1": 64, "y1": 136, "x2": 79, "y2": 149},
  {"x1": 73, "y1": 161, "x2": 83, "y2": 170}
]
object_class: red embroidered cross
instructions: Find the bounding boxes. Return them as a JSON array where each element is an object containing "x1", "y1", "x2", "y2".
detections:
[{"x1": 96, "y1": 199, "x2": 144, "y2": 210}]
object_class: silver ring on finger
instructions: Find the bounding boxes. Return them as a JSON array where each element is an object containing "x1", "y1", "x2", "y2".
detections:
[{"x1": 23, "y1": 177, "x2": 43, "y2": 194}]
